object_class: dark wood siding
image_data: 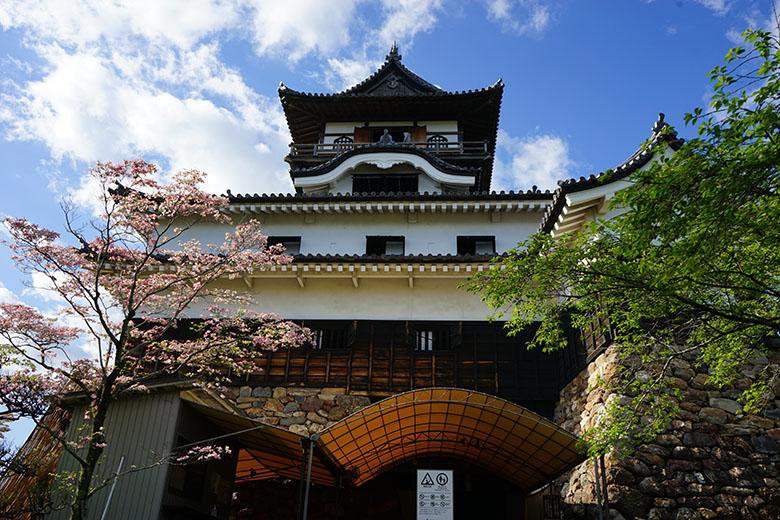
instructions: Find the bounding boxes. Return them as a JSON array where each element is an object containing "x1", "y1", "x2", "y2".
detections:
[{"x1": 246, "y1": 320, "x2": 585, "y2": 416}]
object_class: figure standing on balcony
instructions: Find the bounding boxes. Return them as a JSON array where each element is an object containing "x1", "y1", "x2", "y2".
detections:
[{"x1": 378, "y1": 128, "x2": 394, "y2": 145}]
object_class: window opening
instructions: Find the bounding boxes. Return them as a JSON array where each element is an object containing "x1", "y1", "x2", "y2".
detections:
[
  {"x1": 366, "y1": 236, "x2": 405, "y2": 256},
  {"x1": 457, "y1": 236, "x2": 496, "y2": 255},
  {"x1": 415, "y1": 330, "x2": 434, "y2": 352},
  {"x1": 303, "y1": 321, "x2": 355, "y2": 350},
  {"x1": 268, "y1": 236, "x2": 301, "y2": 255},
  {"x1": 352, "y1": 174, "x2": 418, "y2": 193}
]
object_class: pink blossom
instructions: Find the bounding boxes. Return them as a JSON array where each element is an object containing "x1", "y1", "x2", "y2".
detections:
[{"x1": 0, "y1": 160, "x2": 309, "y2": 512}]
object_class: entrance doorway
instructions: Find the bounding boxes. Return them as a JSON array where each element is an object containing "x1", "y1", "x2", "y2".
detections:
[{"x1": 230, "y1": 457, "x2": 524, "y2": 520}]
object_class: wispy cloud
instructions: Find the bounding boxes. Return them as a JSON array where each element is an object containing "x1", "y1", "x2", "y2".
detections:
[
  {"x1": 250, "y1": 0, "x2": 361, "y2": 61},
  {"x1": 492, "y1": 129, "x2": 573, "y2": 191},
  {"x1": 0, "y1": 281, "x2": 19, "y2": 304},
  {"x1": 693, "y1": 0, "x2": 731, "y2": 16},
  {"x1": 324, "y1": 0, "x2": 445, "y2": 90},
  {"x1": 0, "y1": 0, "x2": 565, "y2": 204},
  {"x1": 486, "y1": 0, "x2": 552, "y2": 35}
]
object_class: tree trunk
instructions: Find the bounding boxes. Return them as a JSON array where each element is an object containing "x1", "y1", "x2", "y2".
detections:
[{"x1": 68, "y1": 399, "x2": 110, "y2": 520}]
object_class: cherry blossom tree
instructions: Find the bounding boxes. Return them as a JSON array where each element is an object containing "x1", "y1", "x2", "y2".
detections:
[{"x1": 0, "y1": 160, "x2": 310, "y2": 519}]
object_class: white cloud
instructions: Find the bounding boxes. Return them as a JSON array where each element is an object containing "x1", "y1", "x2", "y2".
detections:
[
  {"x1": 22, "y1": 271, "x2": 64, "y2": 303},
  {"x1": 326, "y1": 56, "x2": 380, "y2": 91},
  {"x1": 3, "y1": 0, "x2": 537, "y2": 202},
  {"x1": 249, "y1": 0, "x2": 360, "y2": 61},
  {"x1": 378, "y1": 0, "x2": 444, "y2": 48},
  {"x1": 492, "y1": 129, "x2": 572, "y2": 191},
  {"x1": 0, "y1": 0, "x2": 243, "y2": 48},
  {"x1": 2, "y1": 46, "x2": 292, "y2": 195},
  {"x1": 486, "y1": 0, "x2": 551, "y2": 35},
  {"x1": 693, "y1": 0, "x2": 730, "y2": 16},
  {"x1": 323, "y1": 0, "x2": 444, "y2": 91},
  {"x1": 0, "y1": 282, "x2": 19, "y2": 304},
  {"x1": 0, "y1": 1, "x2": 298, "y2": 200}
]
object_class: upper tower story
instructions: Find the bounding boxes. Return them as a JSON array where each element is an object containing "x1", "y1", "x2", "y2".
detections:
[{"x1": 279, "y1": 45, "x2": 503, "y2": 195}]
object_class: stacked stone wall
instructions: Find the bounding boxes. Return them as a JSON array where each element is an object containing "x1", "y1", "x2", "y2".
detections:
[
  {"x1": 554, "y1": 346, "x2": 780, "y2": 519},
  {"x1": 224, "y1": 385, "x2": 371, "y2": 436}
]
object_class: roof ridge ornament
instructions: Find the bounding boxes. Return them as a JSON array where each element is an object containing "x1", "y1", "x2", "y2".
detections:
[
  {"x1": 387, "y1": 42, "x2": 401, "y2": 61},
  {"x1": 652, "y1": 112, "x2": 667, "y2": 133}
]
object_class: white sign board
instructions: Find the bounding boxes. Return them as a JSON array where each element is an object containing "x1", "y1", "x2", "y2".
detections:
[{"x1": 416, "y1": 469, "x2": 453, "y2": 520}]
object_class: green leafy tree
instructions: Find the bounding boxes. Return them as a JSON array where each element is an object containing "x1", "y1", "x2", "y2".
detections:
[{"x1": 470, "y1": 28, "x2": 780, "y2": 455}]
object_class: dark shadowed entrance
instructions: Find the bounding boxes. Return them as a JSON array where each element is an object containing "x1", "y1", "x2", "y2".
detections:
[
  {"x1": 181, "y1": 388, "x2": 585, "y2": 519},
  {"x1": 233, "y1": 457, "x2": 524, "y2": 519}
]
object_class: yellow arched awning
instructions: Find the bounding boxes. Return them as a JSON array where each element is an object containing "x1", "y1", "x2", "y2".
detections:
[{"x1": 316, "y1": 388, "x2": 585, "y2": 491}]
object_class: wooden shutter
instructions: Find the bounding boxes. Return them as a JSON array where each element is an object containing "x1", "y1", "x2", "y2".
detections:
[
  {"x1": 354, "y1": 127, "x2": 371, "y2": 144},
  {"x1": 411, "y1": 125, "x2": 427, "y2": 147}
]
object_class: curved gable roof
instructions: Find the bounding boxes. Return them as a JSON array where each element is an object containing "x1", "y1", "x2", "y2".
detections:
[
  {"x1": 337, "y1": 43, "x2": 442, "y2": 96},
  {"x1": 279, "y1": 44, "x2": 500, "y2": 99},
  {"x1": 539, "y1": 113, "x2": 685, "y2": 234}
]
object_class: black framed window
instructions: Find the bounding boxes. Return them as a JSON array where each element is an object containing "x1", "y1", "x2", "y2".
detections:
[
  {"x1": 301, "y1": 321, "x2": 355, "y2": 350},
  {"x1": 352, "y1": 174, "x2": 418, "y2": 193},
  {"x1": 268, "y1": 236, "x2": 301, "y2": 255},
  {"x1": 457, "y1": 236, "x2": 496, "y2": 255},
  {"x1": 412, "y1": 323, "x2": 460, "y2": 352},
  {"x1": 366, "y1": 236, "x2": 405, "y2": 256},
  {"x1": 415, "y1": 330, "x2": 435, "y2": 352}
]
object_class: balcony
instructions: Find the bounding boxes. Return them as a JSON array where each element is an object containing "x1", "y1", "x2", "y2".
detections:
[{"x1": 288, "y1": 140, "x2": 489, "y2": 160}]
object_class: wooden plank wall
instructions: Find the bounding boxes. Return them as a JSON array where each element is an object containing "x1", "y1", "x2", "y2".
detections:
[{"x1": 247, "y1": 321, "x2": 584, "y2": 407}]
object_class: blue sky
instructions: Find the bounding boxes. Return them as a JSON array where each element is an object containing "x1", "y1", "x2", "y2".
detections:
[{"x1": 0, "y1": 0, "x2": 776, "y2": 445}]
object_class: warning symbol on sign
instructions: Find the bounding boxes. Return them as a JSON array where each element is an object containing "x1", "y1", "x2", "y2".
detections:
[{"x1": 417, "y1": 469, "x2": 453, "y2": 520}]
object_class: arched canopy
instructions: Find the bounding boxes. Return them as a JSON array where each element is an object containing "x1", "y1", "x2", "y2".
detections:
[
  {"x1": 316, "y1": 388, "x2": 585, "y2": 491},
  {"x1": 182, "y1": 387, "x2": 584, "y2": 492}
]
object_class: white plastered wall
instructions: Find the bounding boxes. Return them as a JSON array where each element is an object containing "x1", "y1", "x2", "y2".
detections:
[
  {"x1": 184, "y1": 277, "x2": 503, "y2": 321},
  {"x1": 182, "y1": 211, "x2": 542, "y2": 256}
]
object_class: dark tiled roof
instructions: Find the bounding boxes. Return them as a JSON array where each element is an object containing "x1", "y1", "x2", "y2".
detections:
[
  {"x1": 288, "y1": 145, "x2": 481, "y2": 178},
  {"x1": 225, "y1": 189, "x2": 553, "y2": 203},
  {"x1": 291, "y1": 253, "x2": 502, "y2": 263},
  {"x1": 279, "y1": 44, "x2": 502, "y2": 99},
  {"x1": 539, "y1": 113, "x2": 685, "y2": 233},
  {"x1": 278, "y1": 45, "x2": 504, "y2": 191}
]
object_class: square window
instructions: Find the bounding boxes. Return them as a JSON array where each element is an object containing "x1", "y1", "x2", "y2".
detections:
[
  {"x1": 267, "y1": 236, "x2": 301, "y2": 255},
  {"x1": 457, "y1": 236, "x2": 496, "y2": 255},
  {"x1": 366, "y1": 236, "x2": 405, "y2": 256},
  {"x1": 415, "y1": 330, "x2": 434, "y2": 351}
]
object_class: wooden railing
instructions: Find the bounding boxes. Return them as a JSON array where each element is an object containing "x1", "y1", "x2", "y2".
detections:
[{"x1": 288, "y1": 141, "x2": 489, "y2": 158}]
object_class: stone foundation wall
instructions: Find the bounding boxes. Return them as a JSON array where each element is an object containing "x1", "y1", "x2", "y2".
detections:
[
  {"x1": 224, "y1": 385, "x2": 371, "y2": 437},
  {"x1": 554, "y1": 346, "x2": 780, "y2": 520}
]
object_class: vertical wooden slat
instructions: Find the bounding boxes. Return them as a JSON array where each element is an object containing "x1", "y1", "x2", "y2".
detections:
[
  {"x1": 432, "y1": 353, "x2": 437, "y2": 387},
  {"x1": 388, "y1": 335, "x2": 395, "y2": 392},
  {"x1": 493, "y1": 340, "x2": 500, "y2": 395},
  {"x1": 473, "y1": 330, "x2": 478, "y2": 391},
  {"x1": 303, "y1": 349, "x2": 310, "y2": 386},
  {"x1": 346, "y1": 348, "x2": 354, "y2": 393},
  {"x1": 325, "y1": 352, "x2": 332, "y2": 385},
  {"x1": 284, "y1": 347, "x2": 291, "y2": 385},
  {"x1": 367, "y1": 323, "x2": 374, "y2": 393},
  {"x1": 409, "y1": 330, "x2": 415, "y2": 391}
]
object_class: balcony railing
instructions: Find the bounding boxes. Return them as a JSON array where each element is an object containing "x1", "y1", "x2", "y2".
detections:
[{"x1": 288, "y1": 141, "x2": 489, "y2": 158}]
